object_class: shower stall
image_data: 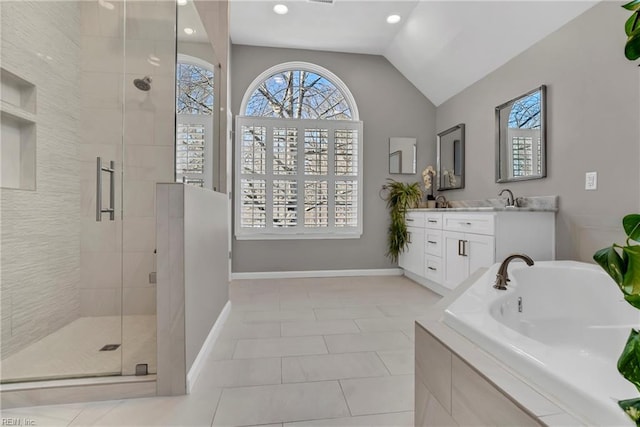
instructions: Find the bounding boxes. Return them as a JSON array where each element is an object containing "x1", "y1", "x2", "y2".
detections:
[{"x1": 0, "y1": 0, "x2": 176, "y2": 385}]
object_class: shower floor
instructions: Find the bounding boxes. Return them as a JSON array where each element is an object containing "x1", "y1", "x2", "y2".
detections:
[{"x1": 1, "y1": 315, "x2": 156, "y2": 383}]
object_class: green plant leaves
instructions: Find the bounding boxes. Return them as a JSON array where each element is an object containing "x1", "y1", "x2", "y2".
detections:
[
  {"x1": 624, "y1": 0, "x2": 640, "y2": 11},
  {"x1": 384, "y1": 179, "x2": 422, "y2": 262},
  {"x1": 625, "y1": 246, "x2": 640, "y2": 296},
  {"x1": 627, "y1": 31, "x2": 640, "y2": 61},
  {"x1": 626, "y1": 215, "x2": 640, "y2": 242},
  {"x1": 626, "y1": 12, "x2": 640, "y2": 36},
  {"x1": 594, "y1": 246, "x2": 626, "y2": 286},
  {"x1": 619, "y1": 330, "x2": 640, "y2": 394},
  {"x1": 595, "y1": 214, "x2": 640, "y2": 422},
  {"x1": 593, "y1": 216, "x2": 640, "y2": 300},
  {"x1": 624, "y1": 4, "x2": 640, "y2": 61},
  {"x1": 619, "y1": 397, "x2": 640, "y2": 425}
]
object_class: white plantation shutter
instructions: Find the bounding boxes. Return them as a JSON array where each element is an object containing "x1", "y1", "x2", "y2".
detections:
[
  {"x1": 235, "y1": 116, "x2": 363, "y2": 239},
  {"x1": 176, "y1": 120, "x2": 209, "y2": 187}
]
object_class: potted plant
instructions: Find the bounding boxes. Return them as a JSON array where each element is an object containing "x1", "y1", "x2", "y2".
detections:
[
  {"x1": 593, "y1": 4, "x2": 640, "y2": 422},
  {"x1": 384, "y1": 179, "x2": 422, "y2": 263},
  {"x1": 624, "y1": 0, "x2": 640, "y2": 61},
  {"x1": 594, "y1": 214, "x2": 640, "y2": 424}
]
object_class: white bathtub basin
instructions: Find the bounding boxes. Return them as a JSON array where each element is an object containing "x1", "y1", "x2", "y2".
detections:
[{"x1": 444, "y1": 261, "x2": 639, "y2": 426}]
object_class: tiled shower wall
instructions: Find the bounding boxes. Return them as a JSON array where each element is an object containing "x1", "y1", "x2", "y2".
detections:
[
  {"x1": 0, "y1": 2, "x2": 82, "y2": 358},
  {"x1": 78, "y1": 1, "x2": 176, "y2": 317}
]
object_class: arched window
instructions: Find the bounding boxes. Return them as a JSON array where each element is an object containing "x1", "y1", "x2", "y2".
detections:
[
  {"x1": 176, "y1": 59, "x2": 214, "y2": 114},
  {"x1": 245, "y1": 70, "x2": 352, "y2": 120},
  {"x1": 175, "y1": 55, "x2": 214, "y2": 188},
  {"x1": 236, "y1": 62, "x2": 362, "y2": 239},
  {"x1": 508, "y1": 91, "x2": 541, "y2": 177}
]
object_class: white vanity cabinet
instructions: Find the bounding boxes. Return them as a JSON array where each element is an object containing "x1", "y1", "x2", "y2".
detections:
[
  {"x1": 398, "y1": 211, "x2": 426, "y2": 276},
  {"x1": 400, "y1": 209, "x2": 555, "y2": 295},
  {"x1": 423, "y1": 213, "x2": 444, "y2": 284},
  {"x1": 399, "y1": 226, "x2": 424, "y2": 276},
  {"x1": 442, "y1": 231, "x2": 494, "y2": 289}
]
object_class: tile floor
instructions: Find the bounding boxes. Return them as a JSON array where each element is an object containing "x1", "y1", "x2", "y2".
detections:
[{"x1": 0, "y1": 275, "x2": 441, "y2": 426}]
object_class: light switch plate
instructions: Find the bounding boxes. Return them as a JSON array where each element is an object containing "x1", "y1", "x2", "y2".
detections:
[{"x1": 585, "y1": 172, "x2": 597, "y2": 190}]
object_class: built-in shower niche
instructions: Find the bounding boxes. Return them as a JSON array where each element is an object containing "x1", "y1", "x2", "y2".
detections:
[{"x1": 1, "y1": 68, "x2": 36, "y2": 190}]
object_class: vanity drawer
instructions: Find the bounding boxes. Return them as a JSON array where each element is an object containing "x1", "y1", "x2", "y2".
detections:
[
  {"x1": 425, "y1": 213, "x2": 443, "y2": 230},
  {"x1": 406, "y1": 211, "x2": 425, "y2": 228},
  {"x1": 424, "y1": 255, "x2": 443, "y2": 284},
  {"x1": 443, "y1": 213, "x2": 495, "y2": 235},
  {"x1": 425, "y1": 229, "x2": 442, "y2": 257}
]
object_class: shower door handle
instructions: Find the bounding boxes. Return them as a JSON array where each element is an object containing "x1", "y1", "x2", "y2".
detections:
[{"x1": 96, "y1": 157, "x2": 116, "y2": 221}]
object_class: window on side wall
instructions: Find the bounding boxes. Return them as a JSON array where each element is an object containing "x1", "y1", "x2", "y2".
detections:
[
  {"x1": 235, "y1": 62, "x2": 363, "y2": 240},
  {"x1": 176, "y1": 56, "x2": 215, "y2": 189}
]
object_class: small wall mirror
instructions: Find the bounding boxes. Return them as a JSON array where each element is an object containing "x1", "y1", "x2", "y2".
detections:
[
  {"x1": 496, "y1": 85, "x2": 546, "y2": 182},
  {"x1": 436, "y1": 124, "x2": 465, "y2": 191},
  {"x1": 389, "y1": 137, "x2": 416, "y2": 174}
]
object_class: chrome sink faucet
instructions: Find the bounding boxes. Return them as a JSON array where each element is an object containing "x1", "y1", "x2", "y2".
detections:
[
  {"x1": 498, "y1": 189, "x2": 517, "y2": 207},
  {"x1": 494, "y1": 254, "x2": 534, "y2": 290}
]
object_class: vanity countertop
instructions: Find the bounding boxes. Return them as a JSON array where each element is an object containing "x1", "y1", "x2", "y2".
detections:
[
  {"x1": 409, "y1": 195, "x2": 558, "y2": 213},
  {"x1": 409, "y1": 206, "x2": 557, "y2": 213}
]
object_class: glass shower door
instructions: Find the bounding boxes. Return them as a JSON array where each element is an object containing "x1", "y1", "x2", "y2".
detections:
[
  {"x1": 120, "y1": 0, "x2": 176, "y2": 377},
  {"x1": 0, "y1": 0, "x2": 126, "y2": 382}
]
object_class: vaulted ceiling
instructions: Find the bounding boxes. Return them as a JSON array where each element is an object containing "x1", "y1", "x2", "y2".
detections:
[{"x1": 229, "y1": 0, "x2": 599, "y2": 105}]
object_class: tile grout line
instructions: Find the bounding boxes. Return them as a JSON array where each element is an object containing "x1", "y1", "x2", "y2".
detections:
[
  {"x1": 321, "y1": 335, "x2": 330, "y2": 354},
  {"x1": 337, "y1": 379, "x2": 354, "y2": 418},
  {"x1": 66, "y1": 400, "x2": 124, "y2": 426},
  {"x1": 209, "y1": 385, "x2": 225, "y2": 427},
  {"x1": 374, "y1": 350, "x2": 394, "y2": 376}
]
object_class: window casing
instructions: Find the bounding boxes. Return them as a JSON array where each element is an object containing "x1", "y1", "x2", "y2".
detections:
[
  {"x1": 235, "y1": 116, "x2": 362, "y2": 239},
  {"x1": 236, "y1": 62, "x2": 362, "y2": 240}
]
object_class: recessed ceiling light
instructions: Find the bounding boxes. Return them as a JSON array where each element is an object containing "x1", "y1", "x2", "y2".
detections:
[
  {"x1": 177, "y1": 0, "x2": 187, "y2": 5},
  {"x1": 386, "y1": 14, "x2": 401, "y2": 24},
  {"x1": 273, "y1": 4, "x2": 288, "y2": 15},
  {"x1": 183, "y1": 27, "x2": 195, "y2": 35}
]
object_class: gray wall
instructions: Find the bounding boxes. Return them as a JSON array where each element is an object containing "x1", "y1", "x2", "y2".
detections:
[
  {"x1": 436, "y1": 2, "x2": 639, "y2": 262},
  {"x1": 231, "y1": 45, "x2": 437, "y2": 273}
]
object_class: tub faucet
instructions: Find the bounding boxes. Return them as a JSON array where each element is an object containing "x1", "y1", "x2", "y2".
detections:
[
  {"x1": 435, "y1": 195, "x2": 448, "y2": 209},
  {"x1": 498, "y1": 189, "x2": 517, "y2": 207},
  {"x1": 494, "y1": 254, "x2": 534, "y2": 290}
]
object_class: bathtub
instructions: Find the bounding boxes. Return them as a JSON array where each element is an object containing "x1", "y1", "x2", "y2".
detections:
[{"x1": 444, "y1": 261, "x2": 639, "y2": 426}]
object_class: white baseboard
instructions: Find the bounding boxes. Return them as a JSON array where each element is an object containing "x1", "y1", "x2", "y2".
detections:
[
  {"x1": 186, "y1": 300, "x2": 231, "y2": 393},
  {"x1": 230, "y1": 268, "x2": 403, "y2": 280},
  {"x1": 403, "y1": 270, "x2": 451, "y2": 297}
]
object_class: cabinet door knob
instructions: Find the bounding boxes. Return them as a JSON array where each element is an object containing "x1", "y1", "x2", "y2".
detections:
[
  {"x1": 407, "y1": 232, "x2": 412, "y2": 244},
  {"x1": 428, "y1": 266, "x2": 437, "y2": 271}
]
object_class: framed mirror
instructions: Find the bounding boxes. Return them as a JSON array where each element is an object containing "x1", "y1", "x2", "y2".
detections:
[
  {"x1": 436, "y1": 124, "x2": 465, "y2": 191},
  {"x1": 496, "y1": 85, "x2": 546, "y2": 182},
  {"x1": 389, "y1": 137, "x2": 416, "y2": 174}
]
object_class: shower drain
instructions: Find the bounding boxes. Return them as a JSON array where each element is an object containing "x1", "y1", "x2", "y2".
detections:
[{"x1": 99, "y1": 344, "x2": 121, "y2": 351}]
